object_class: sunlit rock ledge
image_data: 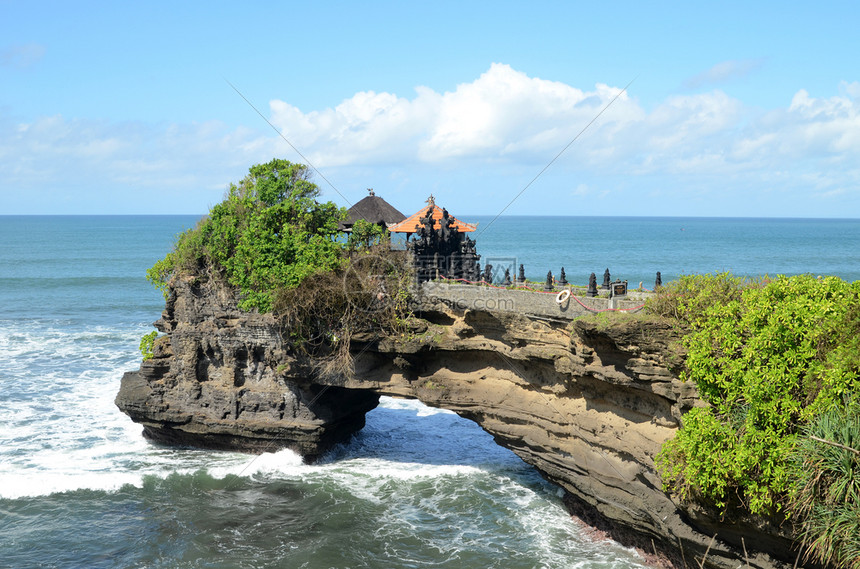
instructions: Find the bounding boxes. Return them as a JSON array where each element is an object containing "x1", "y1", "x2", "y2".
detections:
[{"x1": 116, "y1": 277, "x2": 801, "y2": 569}]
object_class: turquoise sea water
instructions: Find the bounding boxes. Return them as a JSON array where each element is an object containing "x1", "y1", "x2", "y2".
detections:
[
  {"x1": 468, "y1": 215, "x2": 860, "y2": 286},
  {"x1": 1, "y1": 215, "x2": 858, "y2": 569}
]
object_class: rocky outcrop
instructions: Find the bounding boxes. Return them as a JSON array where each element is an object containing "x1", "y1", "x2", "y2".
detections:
[
  {"x1": 116, "y1": 276, "x2": 379, "y2": 459},
  {"x1": 117, "y1": 278, "x2": 801, "y2": 569}
]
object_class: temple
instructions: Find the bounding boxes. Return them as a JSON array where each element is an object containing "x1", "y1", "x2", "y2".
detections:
[{"x1": 389, "y1": 195, "x2": 481, "y2": 283}]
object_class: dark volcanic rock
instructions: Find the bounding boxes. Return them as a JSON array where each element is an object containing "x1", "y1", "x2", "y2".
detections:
[{"x1": 115, "y1": 276, "x2": 379, "y2": 460}]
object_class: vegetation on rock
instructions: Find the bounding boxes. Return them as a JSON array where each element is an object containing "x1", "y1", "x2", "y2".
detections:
[
  {"x1": 147, "y1": 159, "x2": 346, "y2": 312},
  {"x1": 139, "y1": 330, "x2": 158, "y2": 361},
  {"x1": 146, "y1": 158, "x2": 413, "y2": 378},
  {"x1": 346, "y1": 218, "x2": 390, "y2": 251},
  {"x1": 789, "y1": 400, "x2": 860, "y2": 569},
  {"x1": 649, "y1": 273, "x2": 860, "y2": 567}
]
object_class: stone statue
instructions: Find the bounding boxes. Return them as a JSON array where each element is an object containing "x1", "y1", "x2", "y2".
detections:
[
  {"x1": 482, "y1": 264, "x2": 493, "y2": 284},
  {"x1": 544, "y1": 270, "x2": 553, "y2": 292},
  {"x1": 602, "y1": 268, "x2": 611, "y2": 290},
  {"x1": 558, "y1": 267, "x2": 568, "y2": 286},
  {"x1": 502, "y1": 268, "x2": 512, "y2": 287},
  {"x1": 587, "y1": 272, "x2": 598, "y2": 297},
  {"x1": 655, "y1": 271, "x2": 662, "y2": 289},
  {"x1": 517, "y1": 264, "x2": 525, "y2": 285}
]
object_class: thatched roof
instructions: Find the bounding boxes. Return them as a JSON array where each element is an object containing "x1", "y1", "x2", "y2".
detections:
[{"x1": 340, "y1": 189, "x2": 406, "y2": 231}]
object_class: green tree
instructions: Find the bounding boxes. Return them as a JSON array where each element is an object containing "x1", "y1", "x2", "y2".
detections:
[
  {"x1": 147, "y1": 158, "x2": 347, "y2": 312},
  {"x1": 346, "y1": 218, "x2": 390, "y2": 251}
]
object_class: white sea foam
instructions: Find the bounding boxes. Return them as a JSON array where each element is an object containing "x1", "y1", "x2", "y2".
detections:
[{"x1": 0, "y1": 319, "x2": 245, "y2": 498}]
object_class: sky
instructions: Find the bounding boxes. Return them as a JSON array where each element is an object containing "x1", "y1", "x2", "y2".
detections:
[{"x1": 1, "y1": 1, "x2": 859, "y2": 218}]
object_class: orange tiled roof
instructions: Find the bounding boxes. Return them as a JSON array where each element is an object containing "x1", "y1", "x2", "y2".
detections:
[{"x1": 388, "y1": 201, "x2": 477, "y2": 233}]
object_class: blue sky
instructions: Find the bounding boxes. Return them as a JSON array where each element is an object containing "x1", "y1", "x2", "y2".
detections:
[{"x1": 2, "y1": 1, "x2": 858, "y2": 217}]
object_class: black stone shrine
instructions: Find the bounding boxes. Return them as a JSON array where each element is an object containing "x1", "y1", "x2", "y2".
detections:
[
  {"x1": 483, "y1": 263, "x2": 493, "y2": 284},
  {"x1": 407, "y1": 205, "x2": 480, "y2": 284},
  {"x1": 587, "y1": 273, "x2": 598, "y2": 297}
]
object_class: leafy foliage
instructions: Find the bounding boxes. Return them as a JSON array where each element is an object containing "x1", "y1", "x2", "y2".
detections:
[
  {"x1": 139, "y1": 331, "x2": 158, "y2": 361},
  {"x1": 346, "y1": 219, "x2": 390, "y2": 251},
  {"x1": 788, "y1": 400, "x2": 860, "y2": 569},
  {"x1": 645, "y1": 271, "x2": 753, "y2": 324},
  {"x1": 654, "y1": 274, "x2": 860, "y2": 516},
  {"x1": 144, "y1": 159, "x2": 416, "y2": 375},
  {"x1": 147, "y1": 159, "x2": 347, "y2": 312}
]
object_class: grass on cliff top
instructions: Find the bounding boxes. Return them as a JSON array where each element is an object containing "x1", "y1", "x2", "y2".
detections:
[
  {"x1": 649, "y1": 273, "x2": 860, "y2": 568},
  {"x1": 272, "y1": 243, "x2": 414, "y2": 380}
]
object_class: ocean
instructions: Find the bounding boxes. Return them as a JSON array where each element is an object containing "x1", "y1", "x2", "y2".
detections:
[{"x1": 2, "y1": 214, "x2": 858, "y2": 569}]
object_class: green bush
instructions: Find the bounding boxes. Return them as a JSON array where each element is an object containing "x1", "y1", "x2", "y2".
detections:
[
  {"x1": 139, "y1": 331, "x2": 158, "y2": 361},
  {"x1": 655, "y1": 274, "x2": 860, "y2": 516},
  {"x1": 789, "y1": 400, "x2": 860, "y2": 569},
  {"x1": 147, "y1": 159, "x2": 347, "y2": 312},
  {"x1": 645, "y1": 271, "x2": 753, "y2": 324}
]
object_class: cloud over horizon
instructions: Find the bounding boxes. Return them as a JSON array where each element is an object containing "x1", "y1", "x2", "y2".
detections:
[{"x1": 2, "y1": 64, "x2": 859, "y2": 214}]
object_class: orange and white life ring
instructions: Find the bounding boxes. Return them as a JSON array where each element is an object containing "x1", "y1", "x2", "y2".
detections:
[{"x1": 556, "y1": 289, "x2": 571, "y2": 304}]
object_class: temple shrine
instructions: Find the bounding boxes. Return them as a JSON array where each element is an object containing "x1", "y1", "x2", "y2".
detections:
[{"x1": 388, "y1": 195, "x2": 481, "y2": 283}]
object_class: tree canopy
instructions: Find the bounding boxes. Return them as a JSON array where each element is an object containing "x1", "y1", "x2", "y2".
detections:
[{"x1": 147, "y1": 158, "x2": 347, "y2": 312}]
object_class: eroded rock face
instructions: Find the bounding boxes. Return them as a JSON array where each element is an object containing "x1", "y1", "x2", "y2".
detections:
[
  {"x1": 116, "y1": 276, "x2": 379, "y2": 459},
  {"x1": 116, "y1": 279, "x2": 799, "y2": 569}
]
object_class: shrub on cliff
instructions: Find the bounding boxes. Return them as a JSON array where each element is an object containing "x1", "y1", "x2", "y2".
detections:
[
  {"x1": 651, "y1": 274, "x2": 860, "y2": 527},
  {"x1": 147, "y1": 159, "x2": 347, "y2": 312},
  {"x1": 789, "y1": 399, "x2": 860, "y2": 569},
  {"x1": 273, "y1": 242, "x2": 414, "y2": 380}
]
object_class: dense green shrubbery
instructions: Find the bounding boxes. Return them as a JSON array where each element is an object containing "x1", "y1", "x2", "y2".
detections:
[
  {"x1": 144, "y1": 158, "x2": 415, "y2": 380},
  {"x1": 789, "y1": 400, "x2": 860, "y2": 568},
  {"x1": 147, "y1": 159, "x2": 347, "y2": 312},
  {"x1": 650, "y1": 274, "x2": 860, "y2": 521},
  {"x1": 645, "y1": 272, "x2": 752, "y2": 324}
]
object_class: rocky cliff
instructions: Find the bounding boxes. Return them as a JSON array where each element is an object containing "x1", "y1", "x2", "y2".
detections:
[{"x1": 117, "y1": 277, "x2": 801, "y2": 569}]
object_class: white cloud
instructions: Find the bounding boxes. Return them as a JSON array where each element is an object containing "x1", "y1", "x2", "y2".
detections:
[
  {"x1": 3, "y1": 63, "x2": 859, "y2": 214},
  {"x1": 269, "y1": 63, "x2": 641, "y2": 167},
  {"x1": 0, "y1": 114, "x2": 275, "y2": 210}
]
